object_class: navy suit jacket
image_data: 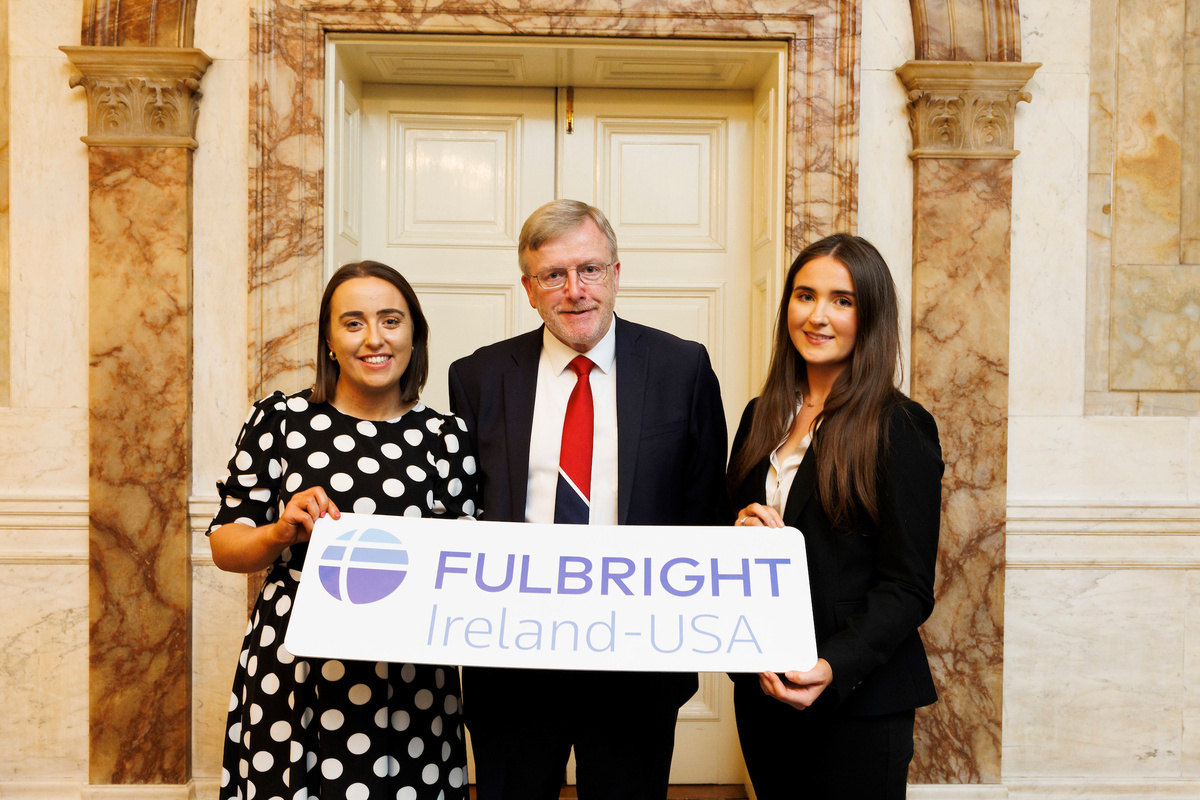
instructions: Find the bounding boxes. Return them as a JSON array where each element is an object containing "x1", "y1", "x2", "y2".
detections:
[
  {"x1": 730, "y1": 397, "x2": 943, "y2": 716},
  {"x1": 448, "y1": 317, "x2": 729, "y2": 715}
]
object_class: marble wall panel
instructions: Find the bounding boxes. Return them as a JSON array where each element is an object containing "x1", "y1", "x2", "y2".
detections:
[
  {"x1": 1191, "y1": 418, "x2": 1200, "y2": 503},
  {"x1": 1085, "y1": 171, "x2": 1115, "y2": 402},
  {"x1": 1019, "y1": 0, "x2": 1090, "y2": 74},
  {"x1": 1008, "y1": 416, "x2": 1192, "y2": 503},
  {"x1": 249, "y1": 0, "x2": 860, "y2": 398},
  {"x1": 88, "y1": 146, "x2": 192, "y2": 785},
  {"x1": 0, "y1": 0, "x2": 8, "y2": 409},
  {"x1": 1085, "y1": 0, "x2": 1200, "y2": 412},
  {"x1": 855, "y1": 69, "x2": 913, "y2": 377},
  {"x1": 909, "y1": 157, "x2": 1012, "y2": 784},
  {"x1": 7, "y1": 56, "x2": 87, "y2": 411},
  {"x1": 861, "y1": 0, "x2": 914, "y2": 71},
  {"x1": 193, "y1": 56, "x2": 251, "y2": 494},
  {"x1": 1187, "y1": 570, "x2": 1200, "y2": 776},
  {"x1": 1088, "y1": 0, "x2": 1118, "y2": 173},
  {"x1": 8, "y1": 0, "x2": 79, "y2": 56},
  {"x1": 1109, "y1": 264, "x2": 1200, "y2": 390},
  {"x1": 1111, "y1": 0, "x2": 1184, "y2": 267},
  {"x1": 1010, "y1": 72, "x2": 1089, "y2": 416},
  {"x1": 0, "y1": 565, "x2": 88, "y2": 779},
  {"x1": 1004, "y1": 568, "x2": 1186, "y2": 778},
  {"x1": 1182, "y1": 0, "x2": 1200, "y2": 264},
  {"x1": 191, "y1": 535, "x2": 248, "y2": 782},
  {"x1": 0, "y1": 409, "x2": 88, "y2": 495},
  {"x1": 195, "y1": 0, "x2": 250, "y2": 59}
]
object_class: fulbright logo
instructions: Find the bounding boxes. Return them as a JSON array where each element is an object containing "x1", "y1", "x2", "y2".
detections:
[{"x1": 317, "y1": 528, "x2": 409, "y2": 604}]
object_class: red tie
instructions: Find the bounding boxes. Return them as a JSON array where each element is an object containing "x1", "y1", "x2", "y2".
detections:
[{"x1": 555, "y1": 356, "x2": 594, "y2": 524}]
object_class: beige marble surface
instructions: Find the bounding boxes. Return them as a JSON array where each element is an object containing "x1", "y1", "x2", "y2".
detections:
[
  {"x1": 0, "y1": 565, "x2": 88, "y2": 779},
  {"x1": 0, "y1": 0, "x2": 8, "y2": 409},
  {"x1": 1112, "y1": 0, "x2": 1185, "y2": 267},
  {"x1": 1181, "y1": 0, "x2": 1199, "y2": 264},
  {"x1": 8, "y1": 55, "x2": 87, "y2": 411},
  {"x1": 190, "y1": 557, "x2": 247, "y2": 781},
  {"x1": 1010, "y1": 71, "x2": 1089, "y2": 416},
  {"x1": 0, "y1": 409, "x2": 88, "y2": 494},
  {"x1": 856, "y1": 68, "x2": 914, "y2": 375},
  {"x1": 192, "y1": 55, "x2": 251, "y2": 494},
  {"x1": 1084, "y1": 0, "x2": 1200, "y2": 411},
  {"x1": 1009, "y1": 416, "x2": 1193, "y2": 502},
  {"x1": 8, "y1": 0, "x2": 78, "y2": 56},
  {"x1": 88, "y1": 146, "x2": 192, "y2": 784},
  {"x1": 1191, "y1": 418, "x2": 1200, "y2": 503},
  {"x1": 909, "y1": 157, "x2": 1012, "y2": 783},
  {"x1": 1186, "y1": 570, "x2": 1200, "y2": 776},
  {"x1": 1004, "y1": 568, "x2": 1187, "y2": 777},
  {"x1": 1109, "y1": 264, "x2": 1200, "y2": 390}
]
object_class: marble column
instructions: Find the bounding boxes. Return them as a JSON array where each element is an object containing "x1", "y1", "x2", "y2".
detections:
[
  {"x1": 897, "y1": 60, "x2": 1037, "y2": 783},
  {"x1": 62, "y1": 45, "x2": 211, "y2": 786}
]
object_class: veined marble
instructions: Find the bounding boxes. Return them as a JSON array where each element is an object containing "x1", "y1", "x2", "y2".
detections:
[
  {"x1": 1110, "y1": 264, "x2": 1200, "y2": 390},
  {"x1": 1111, "y1": 0, "x2": 1185, "y2": 267},
  {"x1": 249, "y1": 0, "x2": 861, "y2": 398},
  {"x1": 1004, "y1": 568, "x2": 1187, "y2": 778},
  {"x1": 0, "y1": 409, "x2": 88, "y2": 494},
  {"x1": 87, "y1": 144, "x2": 193, "y2": 784},
  {"x1": 910, "y1": 156, "x2": 1012, "y2": 783},
  {"x1": 0, "y1": 565, "x2": 88, "y2": 779},
  {"x1": 1085, "y1": 0, "x2": 1200, "y2": 411}
]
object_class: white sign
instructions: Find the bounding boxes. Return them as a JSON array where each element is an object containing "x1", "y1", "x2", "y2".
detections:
[{"x1": 285, "y1": 513, "x2": 816, "y2": 673}]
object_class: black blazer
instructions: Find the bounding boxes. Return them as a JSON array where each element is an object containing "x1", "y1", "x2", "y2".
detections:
[
  {"x1": 730, "y1": 397, "x2": 943, "y2": 716},
  {"x1": 448, "y1": 317, "x2": 729, "y2": 714}
]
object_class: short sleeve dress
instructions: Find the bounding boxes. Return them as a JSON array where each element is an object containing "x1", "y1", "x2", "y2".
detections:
[{"x1": 210, "y1": 389, "x2": 479, "y2": 800}]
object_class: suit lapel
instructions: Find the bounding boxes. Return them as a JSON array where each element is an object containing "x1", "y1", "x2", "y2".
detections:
[
  {"x1": 782, "y1": 446, "x2": 818, "y2": 527},
  {"x1": 503, "y1": 329, "x2": 542, "y2": 520},
  {"x1": 614, "y1": 319, "x2": 646, "y2": 525}
]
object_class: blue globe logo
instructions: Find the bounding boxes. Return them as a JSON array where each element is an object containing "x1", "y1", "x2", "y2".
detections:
[{"x1": 317, "y1": 528, "x2": 408, "y2": 604}]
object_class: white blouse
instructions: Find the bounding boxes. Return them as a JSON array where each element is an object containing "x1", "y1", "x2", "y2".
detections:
[{"x1": 765, "y1": 411, "x2": 814, "y2": 515}]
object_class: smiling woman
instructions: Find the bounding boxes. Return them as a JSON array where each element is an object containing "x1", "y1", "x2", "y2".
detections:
[
  {"x1": 206, "y1": 260, "x2": 481, "y2": 800},
  {"x1": 725, "y1": 234, "x2": 944, "y2": 798},
  {"x1": 313, "y1": 260, "x2": 430, "y2": 419}
]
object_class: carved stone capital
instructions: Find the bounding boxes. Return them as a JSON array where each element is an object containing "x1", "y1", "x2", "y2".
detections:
[
  {"x1": 896, "y1": 61, "x2": 1039, "y2": 159},
  {"x1": 61, "y1": 46, "x2": 212, "y2": 149}
]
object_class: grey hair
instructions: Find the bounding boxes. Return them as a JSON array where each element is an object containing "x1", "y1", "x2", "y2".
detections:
[{"x1": 518, "y1": 199, "x2": 619, "y2": 274}]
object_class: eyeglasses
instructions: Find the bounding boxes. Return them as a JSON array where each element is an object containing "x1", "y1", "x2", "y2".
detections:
[{"x1": 529, "y1": 262, "x2": 613, "y2": 290}]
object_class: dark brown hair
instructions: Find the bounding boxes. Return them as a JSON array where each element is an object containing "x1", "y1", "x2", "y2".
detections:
[
  {"x1": 727, "y1": 234, "x2": 903, "y2": 528},
  {"x1": 311, "y1": 261, "x2": 429, "y2": 406}
]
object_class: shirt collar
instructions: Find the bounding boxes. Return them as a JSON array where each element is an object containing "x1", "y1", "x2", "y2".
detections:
[{"x1": 542, "y1": 316, "x2": 617, "y2": 376}]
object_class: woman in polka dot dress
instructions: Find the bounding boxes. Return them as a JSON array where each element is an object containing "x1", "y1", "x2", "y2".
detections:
[{"x1": 209, "y1": 261, "x2": 479, "y2": 800}]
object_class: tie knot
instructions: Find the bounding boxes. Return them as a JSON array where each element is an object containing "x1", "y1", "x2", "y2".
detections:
[{"x1": 569, "y1": 356, "x2": 594, "y2": 378}]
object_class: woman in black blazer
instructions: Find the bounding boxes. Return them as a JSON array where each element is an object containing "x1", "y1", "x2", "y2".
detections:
[{"x1": 728, "y1": 234, "x2": 943, "y2": 798}]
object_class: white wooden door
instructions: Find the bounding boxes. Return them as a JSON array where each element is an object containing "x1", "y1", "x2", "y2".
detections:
[
  {"x1": 559, "y1": 87, "x2": 753, "y2": 785},
  {"x1": 359, "y1": 84, "x2": 556, "y2": 413},
  {"x1": 352, "y1": 81, "x2": 755, "y2": 785}
]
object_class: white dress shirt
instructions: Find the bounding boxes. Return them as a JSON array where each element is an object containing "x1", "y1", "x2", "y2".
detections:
[{"x1": 525, "y1": 320, "x2": 619, "y2": 525}]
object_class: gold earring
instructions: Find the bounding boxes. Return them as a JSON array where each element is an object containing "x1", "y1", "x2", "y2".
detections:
[{"x1": 328, "y1": 350, "x2": 336, "y2": 361}]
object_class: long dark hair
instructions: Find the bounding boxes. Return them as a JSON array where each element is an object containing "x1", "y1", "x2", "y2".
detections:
[
  {"x1": 311, "y1": 261, "x2": 430, "y2": 405},
  {"x1": 727, "y1": 234, "x2": 903, "y2": 528}
]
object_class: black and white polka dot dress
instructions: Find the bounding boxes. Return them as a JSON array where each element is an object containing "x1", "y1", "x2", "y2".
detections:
[{"x1": 210, "y1": 390, "x2": 479, "y2": 800}]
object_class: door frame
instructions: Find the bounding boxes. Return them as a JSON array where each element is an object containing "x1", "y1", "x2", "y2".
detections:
[{"x1": 249, "y1": 0, "x2": 860, "y2": 401}]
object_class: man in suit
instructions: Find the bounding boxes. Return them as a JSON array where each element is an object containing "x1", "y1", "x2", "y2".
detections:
[{"x1": 448, "y1": 199, "x2": 729, "y2": 800}]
